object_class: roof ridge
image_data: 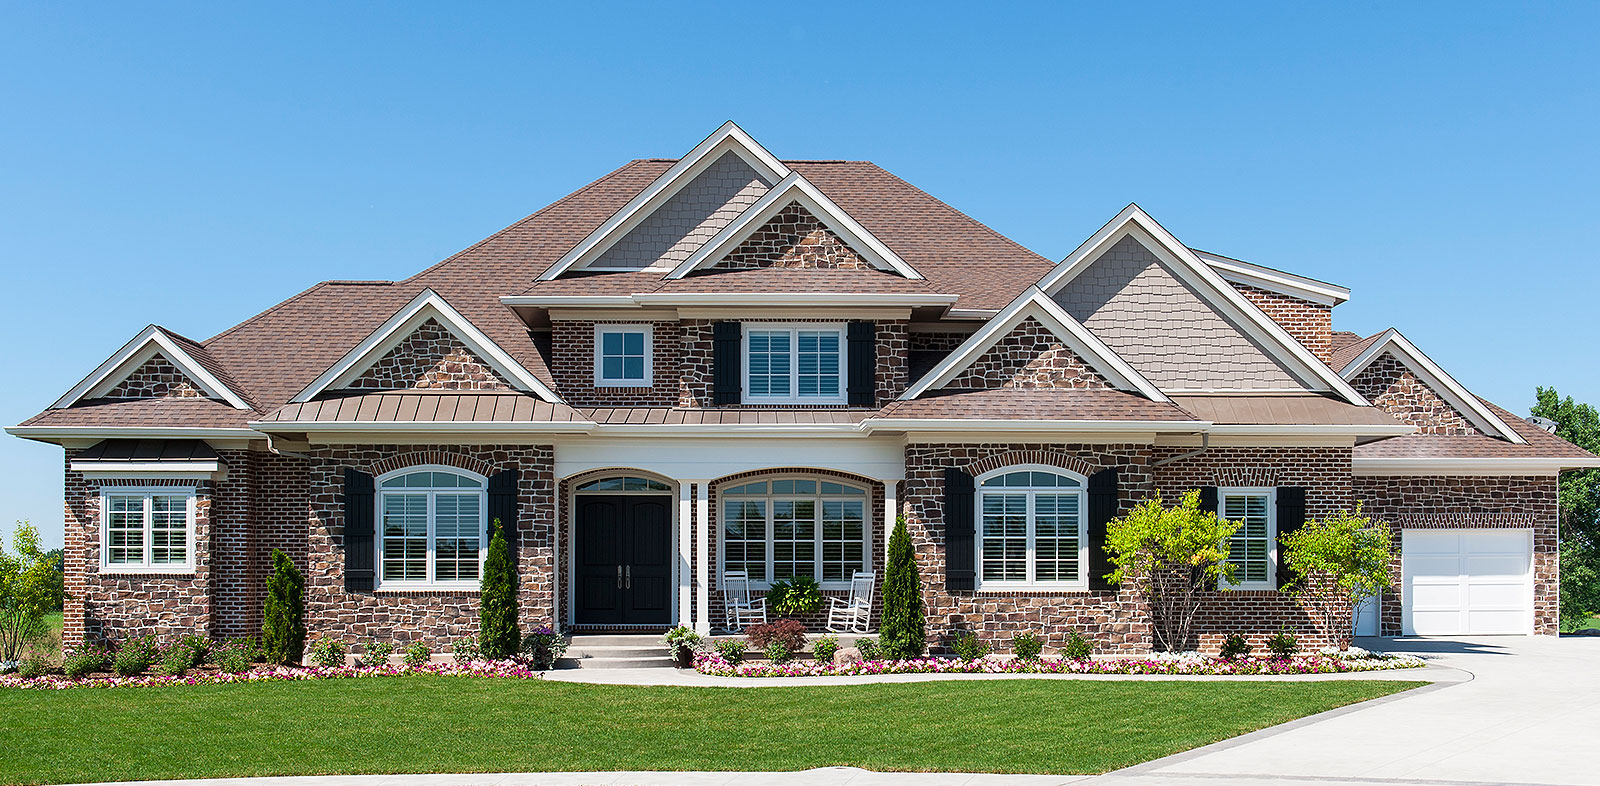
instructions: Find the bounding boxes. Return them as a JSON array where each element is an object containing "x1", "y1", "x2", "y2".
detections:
[{"x1": 841, "y1": 161, "x2": 1054, "y2": 267}]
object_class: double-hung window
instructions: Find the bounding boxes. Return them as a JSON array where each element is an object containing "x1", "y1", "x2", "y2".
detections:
[
  {"x1": 376, "y1": 468, "x2": 487, "y2": 589},
  {"x1": 594, "y1": 325, "x2": 652, "y2": 387},
  {"x1": 101, "y1": 489, "x2": 194, "y2": 572},
  {"x1": 975, "y1": 468, "x2": 1087, "y2": 590},
  {"x1": 743, "y1": 324, "x2": 846, "y2": 404},
  {"x1": 1219, "y1": 488, "x2": 1276, "y2": 589},
  {"x1": 721, "y1": 478, "x2": 868, "y2": 586}
]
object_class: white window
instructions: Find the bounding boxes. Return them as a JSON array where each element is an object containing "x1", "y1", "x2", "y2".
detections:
[
  {"x1": 720, "y1": 478, "x2": 868, "y2": 586},
  {"x1": 975, "y1": 467, "x2": 1087, "y2": 590},
  {"x1": 376, "y1": 467, "x2": 487, "y2": 589},
  {"x1": 100, "y1": 489, "x2": 195, "y2": 572},
  {"x1": 743, "y1": 324, "x2": 846, "y2": 404},
  {"x1": 1219, "y1": 488, "x2": 1276, "y2": 589},
  {"x1": 594, "y1": 325, "x2": 652, "y2": 387}
]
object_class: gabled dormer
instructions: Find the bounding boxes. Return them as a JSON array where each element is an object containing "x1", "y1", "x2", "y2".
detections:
[
  {"x1": 53, "y1": 325, "x2": 253, "y2": 411},
  {"x1": 1339, "y1": 328, "x2": 1525, "y2": 443}
]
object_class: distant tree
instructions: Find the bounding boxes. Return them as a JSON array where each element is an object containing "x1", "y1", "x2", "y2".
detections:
[
  {"x1": 1105, "y1": 491, "x2": 1240, "y2": 652},
  {"x1": 0, "y1": 522, "x2": 55, "y2": 660},
  {"x1": 40, "y1": 548, "x2": 64, "y2": 612},
  {"x1": 879, "y1": 516, "x2": 925, "y2": 659},
  {"x1": 478, "y1": 519, "x2": 520, "y2": 660},
  {"x1": 1280, "y1": 505, "x2": 1393, "y2": 649},
  {"x1": 261, "y1": 549, "x2": 306, "y2": 665},
  {"x1": 1531, "y1": 387, "x2": 1600, "y2": 630}
]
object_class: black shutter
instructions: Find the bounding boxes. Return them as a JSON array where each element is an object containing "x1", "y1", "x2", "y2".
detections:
[
  {"x1": 489, "y1": 469, "x2": 519, "y2": 554},
  {"x1": 1198, "y1": 486, "x2": 1219, "y2": 514},
  {"x1": 1275, "y1": 486, "x2": 1307, "y2": 590},
  {"x1": 944, "y1": 467, "x2": 976, "y2": 592},
  {"x1": 1087, "y1": 468, "x2": 1119, "y2": 591},
  {"x1": 847, "y1": 321, "x2": 876, "y2": 407},
  {"x1": 343, "y1": 468, "x2": 375, "y2": 593},
  {"x1": 712, "y1": 321, "x2": 741, "y2": 405}
]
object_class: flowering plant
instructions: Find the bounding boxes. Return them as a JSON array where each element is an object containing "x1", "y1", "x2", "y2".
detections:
[
  {"x1": 0, "y1": 658, "x2": 544, "y2": 691},
  {"x1": 693, "y1": 650, "x2": 1425, "y2": 678}
]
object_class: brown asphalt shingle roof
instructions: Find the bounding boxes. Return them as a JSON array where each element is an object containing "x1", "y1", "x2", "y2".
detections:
[
  {"x1": 1330, "y1": 330, "x2": 1385, "y2": 371},
  {"x1": 1355, "y1": 398, "x2": 1598, "y2": 460},
  {"x1": 876, "y1": 388, "x2": 1197, "y2": 421},
  {"x1": 21, "y1": 398, "x2": 256, "y2": 429}
]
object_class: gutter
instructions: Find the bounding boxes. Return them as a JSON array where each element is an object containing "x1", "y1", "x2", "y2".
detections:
[{"x1": 1153, "y1": 432, "x2": 1209, "y2": 467}]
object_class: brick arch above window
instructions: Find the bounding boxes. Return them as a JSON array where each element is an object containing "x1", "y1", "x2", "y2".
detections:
[
  {"x1": 1213, "y1": 469, "x2": 1278, "y2": 488},
  {"x1": 965, "y1": 450, "x2": 1095, "y2": 478},
  {"x1": 369, "y1": 451, "x2": 496, "y2": 478}
]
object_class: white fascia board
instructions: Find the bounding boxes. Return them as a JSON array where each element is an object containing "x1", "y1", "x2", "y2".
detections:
[
  {"x1": 945, "y1": 308, "x2": 1000, "y2": 319},
  {"x1": 292, "y1": 289, "x2": 559, "y2": 404},
  {"x1": 1193, "y1": 251, "x2": 1351, "y2": 307},
  {"x1": 70, "y1": 460, "x2": 223, "y2": 474},
  {"x1": 591, "y1": 423, "x2": 871, "y2": 437},
  {"x1": 1037, "y1": 205, "x2": 1370, "y2": 406},
  {"x1": 900, "y1": 287, "x2": 1168, "y2": 402},
  {"x1": 863, "y1": 418, "x2": 1204, "y2": 433},
  {"x1": 1206, "y1": 424, "x2": 1417, "y2": 437},
  {"x1": 1338, "y1": 329, "x2": 1526, "y2": 444},
  {"x1": 499, "y1": 295, "x2": 639, "y2": 308},
  {"x1": 6, "y1": 425, "x2": 261, "y2": 441},
  {"x1": 664, "y1": 172, "x2": 923, "y2": 280},
  {"x1": 53, "y1": 325, "x2": 252, "y2": 411},
  {"x1": 538, "y1": 122, "x2": 791, "y2": 281},
  {"x1": 1353, "y1": 457, "x2": 1600, "y2": 476}
]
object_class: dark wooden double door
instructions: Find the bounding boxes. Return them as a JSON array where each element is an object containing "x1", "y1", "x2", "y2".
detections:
[{"x1": 575, "y1": 494, "x2": 672, "y2": 626}]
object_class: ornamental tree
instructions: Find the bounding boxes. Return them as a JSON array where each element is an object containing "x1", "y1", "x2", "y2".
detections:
[
  {"x1": 879, "y1": 516, "x2": 925, "y2": 659},
  {"x1": 1104, "y1": 491, "x2": 1239, "y2": 652},
  {"x1": 1530, "y1": 386, "x2": 1600, "y2": 630},
  {"x1": 478, "y1": 519, "x2": 520, "y2": 659},
  {"x1": 0, "y1": 521, "x2": 56, "y2": 661},
  {"x1": 1280, "y1": 505, "x2": 1393, "y2": 649},
  {"x1": 261, "y1": 548, "x2": 306, "y2": 665}
]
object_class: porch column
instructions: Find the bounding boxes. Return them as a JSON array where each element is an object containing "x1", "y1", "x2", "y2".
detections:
[
  {"x1": 695, "y1": 481, "x2": 711, "y2": 635},
  {"x1": 677, "y1": 481, "x2": 694, "y2": 631},
  {"x1": 883, "y1": 478, "x2": 901, "y2": 564}
]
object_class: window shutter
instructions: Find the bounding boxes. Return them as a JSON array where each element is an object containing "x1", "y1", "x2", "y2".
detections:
[
  {"x1": 1275, "y1": 486, "x2": 1307, "y2": 590},
  {"x1": 944, "y1": 467, "x2": 976, "y2": 592},
  {"x1": 712, "y1": 321, "x2": 741, "y2": 406},
  {"x1": 1198, "y1": 486, "x2": 1219, "y2": 514},
  {"x1": 847, "y1": 321, "x2": 876, "y2": 407},
  {"x1": 488, "y1": 469, "x2": 519, "y2": 554},
  {"x1": 1087, "y1": 468, "x2": 1119, "y2": 591},
  {"x1": 343, "y1": 468, "x2": 375, "y2": 593}
]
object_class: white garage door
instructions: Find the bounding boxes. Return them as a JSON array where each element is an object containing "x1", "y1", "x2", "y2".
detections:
[{"x1": 1403, "y1": 529, "x2": 1532, "y2": 636}]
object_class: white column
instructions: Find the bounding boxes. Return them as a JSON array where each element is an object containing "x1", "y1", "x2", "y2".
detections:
[
  {"x1": 695, "y1": 481, "x2": 711, "y2": 636},
  {"x1": 883, "y1": 479, "x2": 901, "y2": 565},
  {"x1": 677, "y1": 481, "x2": 693, "y2": 630}
]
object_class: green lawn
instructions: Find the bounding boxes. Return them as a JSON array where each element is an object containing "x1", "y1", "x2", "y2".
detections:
[{"x1": 0, "y1": 676, "x2": 1420, "y2": 784}]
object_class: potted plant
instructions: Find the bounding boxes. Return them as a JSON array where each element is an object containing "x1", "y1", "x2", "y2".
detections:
[
  {"x1": 765, "y1": 576, "x2": 823, "y2": 618},
  {"x1": 662, "y1": 625, "x2": 701, "y2": 668}
]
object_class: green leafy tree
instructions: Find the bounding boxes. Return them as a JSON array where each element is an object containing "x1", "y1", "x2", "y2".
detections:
[
  {"x1": 478, "y1": 519, "x2": 520, "y2": 659},
  {"x1": 261, "y1": 549, "x2": 306, "y2": 665},
  {"x1": 879, "y1": 516, "x2": 924, "y2": 659},
  {"x1": 1105, "y1": 491, "x2": 1240, "y2": 652},
  {"x1": 0, "y1": 522, "x2": 56, "y2": 660},
  {"x1": 1280, "y1": 505, "x2": 1392, "y2": 649},
  {"x1": 1530, "y1": 387, "x2": 1600, "y2": 630}
]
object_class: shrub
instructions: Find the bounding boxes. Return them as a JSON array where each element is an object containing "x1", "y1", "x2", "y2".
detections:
[
  {"x1": 261, "y1": 549, "x2": 306, "y2": 665},
  {"x1": 1280, "y1": 504, "x2": 1393, "y2": 650},
  {"x1": 401, "y1": 642, "x2": 430, "y2": 667},
  {"x1": 63, "y1": 646, "x2": 110, "y2": 678},
  {"x1": 17, "y1": 655, "x2": 47, "y2": 679},
  {"x1": 521, "y1": 626, "x2": 567, "y2": 669},
  {"x1": 714, "y1": 639, "x2": 747, "y2": 663},
  {"x1": 451, "y1": 638, "x2": 482, "y2": 662},
  {"x1": 363, "y1": 640, "x2": 395, "y2": 666},
  {"x1": 1267, "y1": 629, "x2": 1299, "y2": 658},
  {"x1": 478, "y1": 520, "x2": 520, "y2": 660},
  {"x1": 662, "y1": 625, "x2": 701, "y2": 658},
  {"x1": 112, "y1": 637, "x2": 157, "y2": 676},
  {"x1": 765, "y1": 576, "x2": 823, "y2": 617},
  {"x1": 1011, "y1": 632, "x2": 1043, "y2": 660},
  {"x1": 855, "y1": 637, "x2": 880, "y2": 660},
  {"x1": 1220, "y1": 634, "x2": 1252, "y2": 660},
  {"x1": 1062, "y1": 631, "x2": 1094, "y2": 660},
  {"x1": 213, "y1": 646, "x2": 251, "y2": 674},
  {"x1": 880, "y1": 516, "x2": 925, "y2": 659},
  {"x1": 811, "y1": 635, "x2": 840, "y2": 663},
  {"x1": 177, "y1": 635, "x2": 211, "y2": 666},
  {"x1": 764, "y1": 640, "x2": 794, "y2": 663},
  {"x1": 0, "y1": 522, "x2": 56, "y2": 661},
  {"x1": 746, "y1": 619, "x2": 806, "y2": 651},
  {"x1": 155, "y1": 646, "x2": 193, "y2": 677},
  {"x1": 309, "y1": 639, "x2": 347, "y2": 669},
  {"x1": 950, "y1": 631, "x2": 989, "y2": 661},
  {"x1": 1105, "y1": 491, "x2": 1239, "y2": 651}
]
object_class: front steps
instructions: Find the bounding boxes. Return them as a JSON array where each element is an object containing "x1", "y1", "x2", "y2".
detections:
[{"x1": 558, "y1": 633, "x2": 673, "y2": 669}]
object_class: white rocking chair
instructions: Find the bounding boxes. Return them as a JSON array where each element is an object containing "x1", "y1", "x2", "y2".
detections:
[
  {"x1": 826, "y1": 571, "x2": 876, "y2": 634},
  {"x1": 722, "y1": 571, "x2": 768, "y2": 632}
]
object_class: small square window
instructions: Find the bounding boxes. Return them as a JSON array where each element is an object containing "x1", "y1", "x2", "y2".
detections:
[{"x1": 594, "y1": 325, "x2": 653, "y2": 387}]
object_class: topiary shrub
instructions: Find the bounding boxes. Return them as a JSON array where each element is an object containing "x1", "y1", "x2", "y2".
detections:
[
  {"x1": 950, "y1": 631, "x2": 988, "y2": 661},
  {"x1": 478, "y1": 520, "x2": 521, "y2": 660},
  {"x1": 746, "y1": 619, "x2": 806, "y2": 652},
  {"x1": 879, "y1": 517, "x2": 925, "y2": 659},
  {"x1": 715, "y1": 639, "x2": 747, "y2": 663},
  {"x1": 1220, "y1": 633, "x2": 1252, "y2": 660},
  {"x1": 112, "y1": 637, "x2": 157, "y2": 676},
  {"x1": 1062, "y1": 631, "x2": 1094, "y2": 660},
  {"x1": 1266, "y1": 629, "x2": 1299, "y2": 658},
  {"x1": 401, "y1": 642, "x2": 430, "y2": 667},
  {"x1": 261, "y1": 549, "x2": 306, "y2": 666},
  {"x1": 1010, "y1": 632, "x2": 1043, "y2": 660},
  {"x1": 309, "y1": 639, "x2": 347, "y2": 669},
  {"x1": 811, "y1": 635, "x2": 840, "y2": 663}
]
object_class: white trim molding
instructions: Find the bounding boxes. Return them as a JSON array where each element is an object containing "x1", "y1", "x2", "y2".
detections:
[
  {"x1": 1337, "y1": 328, "x2": 1526, "y2": 444},
  {"x1": 53, "y1": 325, "x2": 253, "y2": 411},
  {"x1": 1352, "y1": 457, "x2": 1600, "y2": 476},
  {"x1": 1193, "y1": 250, "x2": 1350, "y2": 307},
  {"x1": 593, "y1": 324, "x2": 654, "y2": 388},
  {"x1": 292, "y1": 288, "x2": 559, "y2": 403},
  {"x1": 98, "y1": 486, "x2": 198, "y2": 575}
]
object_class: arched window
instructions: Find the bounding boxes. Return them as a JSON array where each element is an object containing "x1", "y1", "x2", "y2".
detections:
[
  {"x1": 976, "y1": 466, "x2": 1087, "y2": 590},
  {"x1": 376, "y1": 467, "x2": 487, "y2": 589},
  {"x1": 575, "y1": 476, "x2": 671, "y2": 493},
  {"x1": 720, "y1": 477, "x2": 869, "y2": 587}
]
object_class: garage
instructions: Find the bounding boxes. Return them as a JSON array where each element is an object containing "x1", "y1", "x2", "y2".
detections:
[{"x1": 1403, "y1": 529, "x2": 1533, "y2": 635}]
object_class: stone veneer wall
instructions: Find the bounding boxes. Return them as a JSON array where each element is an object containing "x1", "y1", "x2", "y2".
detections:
[
  {"x1": 944, "y1": 317, "x2": 1112, "y2": 390},
  {"x1": 1230, "y1": 282, "x2": 1334, "y2": 365},
  {"x1": 105, "y1": 354, "x2": 205, "y2": 398},
  {"x1": 550, "y1": 320, "x2": 682, "y2": 406},
  {"x1": 1354, "y1": 474, "x2": 1559, "y2": 636},
  {"x1": 676, "y1": 318, "x2": 908, "y2": 408},
  {"x1": 346, "y1": 318, "x2": 512, "y2": 391},
  {"x1": 713, "y1": 202, "x2": 873, "y2": 270},
  {"x1": 304, "y1": 445, "x2": 556, "y2": 646},
  {"x1": 1348, "y1": 352, "x2": 1481, "y2": 436}
]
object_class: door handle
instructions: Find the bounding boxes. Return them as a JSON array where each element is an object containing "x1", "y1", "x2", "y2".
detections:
[
  {"x1": 616, "y1": 565, "x2": 622, "y2": 588},
  {"x1": 626, "y1": 565, "x2": 632, "y2": 589}
]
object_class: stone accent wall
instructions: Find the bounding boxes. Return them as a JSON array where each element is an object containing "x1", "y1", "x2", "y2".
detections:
[
  {"x1": 675, "y1": 318, "x2": 909, "y2": 408},
  {"x1": 909, "y1": 332, "x2": 975, "y2": 353},
  {"x1": 713, "y1": 202, "x2": 873, "y2": 270},
  {"x1": 105, "y1": 354, "x2": 205, "y2": 398},
  {"x1": 1231, "y1": 282, "x2": 1334, "y2": 365},
  {"x1": 1349, "y1": 352, "x2": 1481, "y2": 436},
  {"x1": 944, "y1": 317, "x2": 1111, "y2": 390},
  {"x1": 346, "y1": 318, "x2": 512, "y2": 391},
  {"x1": 1354, "y1": 475, "x2": 1559, "y2": 636},
  {"x1": 305, "y1": 445, "x2": 556, "y2": 647},
  {"x1": 550, "y1": 320, "x2": 682, "y2": 406}
]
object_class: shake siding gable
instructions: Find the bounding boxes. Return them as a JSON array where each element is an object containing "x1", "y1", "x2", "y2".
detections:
[{"x1": 588, "y1": 151, "x2": 773, "y2": 271}]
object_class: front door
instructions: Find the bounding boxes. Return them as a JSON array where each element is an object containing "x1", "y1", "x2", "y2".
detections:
[{"x1": 575, "y1": 494, "x2": 672, "y2": 626}]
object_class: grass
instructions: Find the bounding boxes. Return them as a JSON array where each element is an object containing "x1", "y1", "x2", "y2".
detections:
[{"x1": 0, "y1": 676, "x2": 1420, "y2": 784}]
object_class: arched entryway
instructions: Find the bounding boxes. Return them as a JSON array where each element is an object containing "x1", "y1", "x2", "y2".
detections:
[{"x1": 567, "y1": 471, "x2": 677, "y2": 629}]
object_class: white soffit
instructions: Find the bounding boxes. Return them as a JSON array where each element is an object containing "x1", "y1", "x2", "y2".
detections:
[
  {"x1": 1037, "y1": 204, "x2": 1369, "y2": 406},
  {"x1": 292, "y1": 288, "x2": 559, "y2": 403},
  {"x1": 53, "y1": 325, "x2": 252, "y2": 411},
  {"x1": 1338, "y1": 328, "x2": 1526, "y2": 444},
  {"x1": 537, "y1": 121, "x2": 792, "y2": 281}
]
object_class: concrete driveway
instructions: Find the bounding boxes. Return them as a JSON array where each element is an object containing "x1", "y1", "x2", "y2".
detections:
[{"x1": 1096, "y1": 635, "x2": 1600, "y2": 786}]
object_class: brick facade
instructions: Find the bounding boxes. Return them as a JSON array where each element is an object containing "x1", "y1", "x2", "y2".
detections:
[
  {"x1": 1231, "y1": 282, "x2": 1334, "y2": 365},
  {"x1": 1349, "y1": 352, "x2": 1481, "y2": 436},
  {"x1": 105, "y1": 354, "x2": 205, "y2": 398},
  {"x1": 675, "y1": 318, "x2": 908, "y2": 408},
  {"x1": 346, "y1": 318, "x2": 512, "y2": 391},
  {"x1": 944, "y1": 317, "x2": 1112, "y2": 390},
  {"x1": 712, "y1": 202, "x2": 873, "y2": 270},
  {"x1": 550, "y1": 320, "x2": 682, "y2": 406}
]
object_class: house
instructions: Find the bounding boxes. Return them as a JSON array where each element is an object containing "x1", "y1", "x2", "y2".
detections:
[{"x1": 13, "y1": 122, "x2": 1596, "y2": 655}]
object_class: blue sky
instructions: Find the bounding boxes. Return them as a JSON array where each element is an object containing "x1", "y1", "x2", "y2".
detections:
[{"x1": 3, "y1": 2, "x2": 1597, "y2": 549}]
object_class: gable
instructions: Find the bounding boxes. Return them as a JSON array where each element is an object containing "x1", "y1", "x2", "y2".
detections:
[
  {"x1": 1349, "y1": 351, "x2": 1481, "y2": 436},
  {"x1": 105, "y1": 353, "x2": 207, "y2": 399},
  {"x1": 343, "y1": 318, "x2": 513, "y2": 392},
  {"x1": 585, "y1": 151, "x2": 773, "y2": 271},
  {"x1": 944, "y1": 316, "x2": 1112, "y2": 390},
  {"x1": 1054, "y1": 235, "x2": 1304, "y2": 391},
  {"x1": 711, "y1": 201, "x2": 873, "y2": 271}
]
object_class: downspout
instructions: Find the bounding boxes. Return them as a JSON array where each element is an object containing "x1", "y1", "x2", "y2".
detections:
[
  {"x1": 1152, "y1": 432, "x2": 1209, "y2": 467},
  {"x1": 264, "y1": 432, "x2": 314, "y2": 461}
]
